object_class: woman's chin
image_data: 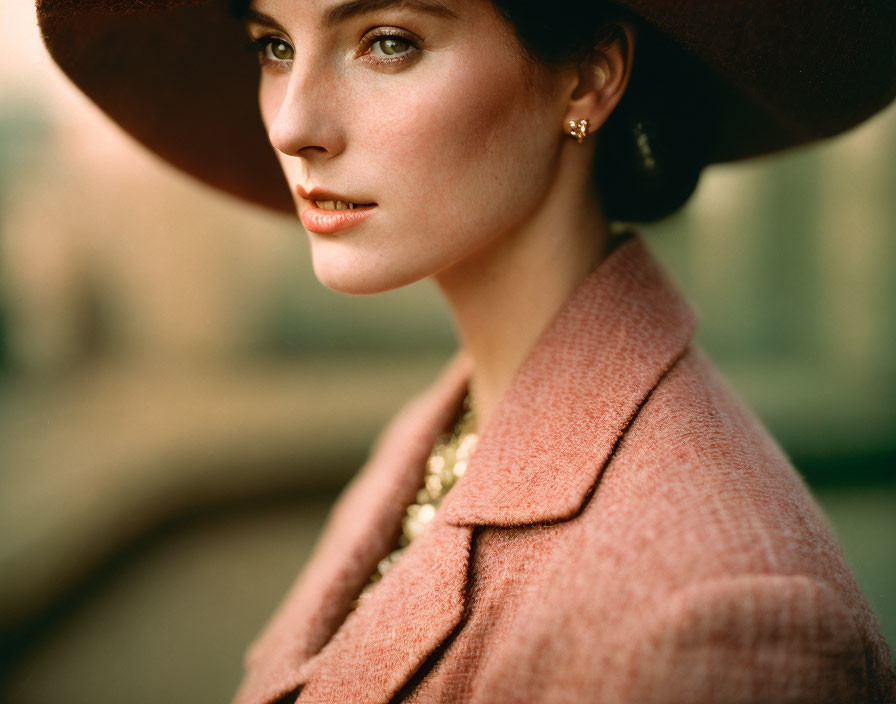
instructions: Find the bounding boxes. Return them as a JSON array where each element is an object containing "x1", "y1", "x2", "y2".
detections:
[{"x1": 310, "y1": 258, "x2": 425, "y2": 296}]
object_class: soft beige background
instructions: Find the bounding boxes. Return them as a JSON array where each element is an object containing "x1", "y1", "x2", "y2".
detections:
[{"x1": 1, "y1": 2, "x2": 894, "y2": 701}]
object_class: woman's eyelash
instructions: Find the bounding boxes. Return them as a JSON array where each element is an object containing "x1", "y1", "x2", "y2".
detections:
[
  {"x1": 246, "y1": 36, "x2": 293, "y2": 69},
  {"x1": 360, "y1": 30, "x2": 421, "y2": 64},
  {"x1": 244, "y1": 30, "x2": 420, "y2": 68}
]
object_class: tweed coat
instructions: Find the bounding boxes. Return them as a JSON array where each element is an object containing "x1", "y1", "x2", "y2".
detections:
[{"x1": 233, "y1": 233, "x2": 896, "y2": 704}]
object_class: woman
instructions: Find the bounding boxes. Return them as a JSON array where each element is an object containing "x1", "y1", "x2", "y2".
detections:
[{"x1": 37, "y1": 0, "x2": 896, "y2": 702}]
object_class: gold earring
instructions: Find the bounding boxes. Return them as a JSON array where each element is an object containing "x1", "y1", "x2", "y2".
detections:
[{"x1": 566, "y1": 118, "x2": 590, "y2": 144}]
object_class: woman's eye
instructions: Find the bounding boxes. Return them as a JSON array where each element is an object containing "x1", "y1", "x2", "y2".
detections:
[
  {"x1": 367, "y1": 34, "x2": 418, "y2": 61},
  {"x1": 251, "y1": 36, "x2": 294, "y2": 66},
  {"x1": 265, "y1": 38, "x2": 294, "y2": 62}
]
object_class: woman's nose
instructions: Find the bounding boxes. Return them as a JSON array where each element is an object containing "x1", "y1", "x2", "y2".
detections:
[{"x1": 265, "y1": 66, "x2": 345, "y2": 159}]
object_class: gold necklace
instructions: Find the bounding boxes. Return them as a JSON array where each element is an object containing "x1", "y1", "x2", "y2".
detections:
[{"x1": 352, "y1": 391, "x2": 478, "y2": 607}]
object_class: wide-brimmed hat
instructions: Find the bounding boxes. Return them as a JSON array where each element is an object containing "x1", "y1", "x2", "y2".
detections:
[{"x1": 37, "y1": 0, "x2": 896, "y2": 219}]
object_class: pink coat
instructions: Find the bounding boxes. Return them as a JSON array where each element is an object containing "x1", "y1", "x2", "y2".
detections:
[{"x1": 233, "y1": 233, "x2": 896, "y2": 704}]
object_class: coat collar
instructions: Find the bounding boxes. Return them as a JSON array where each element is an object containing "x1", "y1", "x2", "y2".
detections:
[
  {"x1": 232, "y1": 231, "x2": 697, "y2": 704},
  {"x1": 441, "y1": 231, "x2": 698, "y2": 526}
]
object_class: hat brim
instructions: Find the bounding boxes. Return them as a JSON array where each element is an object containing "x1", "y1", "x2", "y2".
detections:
[{"x1": 37, "y1": 0, "x2": 896, "y2": 216}]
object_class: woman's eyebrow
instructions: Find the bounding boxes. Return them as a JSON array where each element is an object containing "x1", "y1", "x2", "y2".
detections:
[
  {"x1": 242, "y1": 8, "x2": 288, "y2": 33},
  {"x1": 323, "y1": 0, "x2": 458, "y2": 25},
  {"x1": 243, "y1": 0, "x2": 457, "y2": 32}
]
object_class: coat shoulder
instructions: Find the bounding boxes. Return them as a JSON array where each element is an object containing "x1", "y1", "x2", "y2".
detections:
[
  {"x1": 462, "y1": 343, "x2": 896, "y2": 703},
  {"x1": 570, "y1": 342, "x2": 896, "y2": 698},
  {"x1": 601, "y1": 341, "x2": 841, "y2": 577}
]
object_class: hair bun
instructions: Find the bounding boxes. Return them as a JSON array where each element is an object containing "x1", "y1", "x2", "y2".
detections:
[{"x1": 595, "y1": 22, "x2": 711, "y2": 223}]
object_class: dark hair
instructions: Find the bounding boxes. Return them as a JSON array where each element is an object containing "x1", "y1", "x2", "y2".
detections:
[{"x1": 489, "y1": 1, "x2": 711, "y2": 222}]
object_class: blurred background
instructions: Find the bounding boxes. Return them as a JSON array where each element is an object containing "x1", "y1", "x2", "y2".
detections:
[{"x1": 1, "y1": 2, "x2": 895, "y2": 702}]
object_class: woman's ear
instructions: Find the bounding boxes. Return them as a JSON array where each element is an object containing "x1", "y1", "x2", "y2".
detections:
[{"x1": 563, "y1": 22, "x2": 635, "y2": 133}]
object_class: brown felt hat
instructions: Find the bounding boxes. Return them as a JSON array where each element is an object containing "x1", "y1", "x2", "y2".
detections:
[{"x1": 37, "y1": 0, "x2": 896, "y2": 217}]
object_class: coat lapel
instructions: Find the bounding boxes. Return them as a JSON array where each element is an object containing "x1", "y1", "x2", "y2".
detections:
[
  {"x1": 232, "y1": 350, "x2": 472, "y2": 704},
  {"x1": 294, "y1": 516, "x2": 474, "y2": 704},
  {"x1": 234, "y1": 232, "x2": 698, "y2": 704}
]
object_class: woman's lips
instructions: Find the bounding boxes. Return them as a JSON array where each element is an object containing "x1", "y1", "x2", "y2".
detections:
[{"x1": 300, "y1": 202, "x2": 378, "y2": 234}]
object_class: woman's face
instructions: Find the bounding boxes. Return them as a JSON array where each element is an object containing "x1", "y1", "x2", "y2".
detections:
[{"x1": 245, "y1": 0, "x2": 571, "y2": 294}]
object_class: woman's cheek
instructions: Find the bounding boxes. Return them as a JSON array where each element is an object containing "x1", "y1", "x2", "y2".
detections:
[{"x1": 362, "y1": 61, "x2": 533, "y2": 197}]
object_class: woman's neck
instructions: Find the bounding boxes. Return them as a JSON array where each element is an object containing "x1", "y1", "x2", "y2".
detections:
[{"x1": 433, "y1": 176, "x2": 611, "y2": 432}]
